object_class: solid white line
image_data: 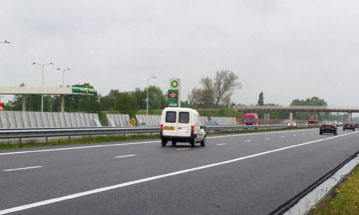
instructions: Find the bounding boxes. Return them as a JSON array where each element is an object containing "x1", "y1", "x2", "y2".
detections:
[
  {"x1": 0, "y1": 128, "x2": 318, "y2": 157},
  {"x1": 114, "y1": 154, "x2": 136, "y2": 159},
  {"x1": 176, "y1": 148, "x2": 190, "y2": 151},
  {"x1": 0, "y1": 141, "x2": 159, "y2": 156},
  {"x1": 3, "y1": 166, "x2": 43, "y2": 172},
  {"x1": 216, "y1": 143, "x2": 227, "y2": 146},
  {"x1": 0, "y1": 132, "x2": 355, "y2": 215},
  {"x1": 0, "y1": 133, "x2": 356, "y2": 215},
  {"x1": 280, "y1": 136, "x2": 285, "y2": 138},
  {"x1": 244, "y1": 140, "x2": 252, "y2": 143},
  {"x1": 265, "y1": 138, "x2": 271, "y2": 140},
  {"x1": 293, "y1": 134, "x2": 297, "y2": 137}
]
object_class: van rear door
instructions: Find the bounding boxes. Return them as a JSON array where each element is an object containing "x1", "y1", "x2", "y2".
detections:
[
  {"x1": 163, "y1": 110, "x2": 177, "y2": 136},
  {"x1": 177, "y1": 111, "x2": 191, "y2": 137}
]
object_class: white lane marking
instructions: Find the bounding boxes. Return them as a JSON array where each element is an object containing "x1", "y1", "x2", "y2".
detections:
[
  {"x1": 265, "y1": 138, "x2": 271, "y2": 140},
  {"x1": 293, "y1": 134, "x2": 297, "y2": 137},
  {"x1": 0, "y1": 141, "x2": 159, "y2": 156},
  {"x1": 0, "y1": 132, "x2": 355, "y2": 215},
  {"x1": 114, "y1": 154, "x2": 136, "y2": 159},
  {"x1": 280, "y1": 136, "x2": 285, "y2": 138},
  {"x1": 176, "y1": 148, "x2": 190, "y2": 151},
  {"x1": 244, "y1": 140, "x2": 252, "y2": 143},
  {"x1": 0, "y1": 128, "x2": 318, "y2": 156},
  {"x1": 3, "y1": 166, "x2": 42, "y2": 172},
  {"x1": 216, "y1": 143, "x2": 227, "y2": 146}
]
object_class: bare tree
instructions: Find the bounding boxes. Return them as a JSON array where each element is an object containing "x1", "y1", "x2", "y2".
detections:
[
  {"x1": 188, "y1": 70, "x2": 241, "y2": 108},
  {"x1": 212, "y1": 70, "x2": 241, "y2": 107}
]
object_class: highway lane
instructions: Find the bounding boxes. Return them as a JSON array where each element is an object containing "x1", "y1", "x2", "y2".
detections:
[{"x1": 0, "y1": 128, "x2": 359, "y2": 214}]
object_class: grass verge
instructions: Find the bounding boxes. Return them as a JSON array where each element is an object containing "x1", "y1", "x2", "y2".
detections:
[
  {"x1": 312, "y1": 166, "x2": 359, "y2": 215},
  {"x1": 0, "y1": 127, "x2": 315, "y2": 151}
]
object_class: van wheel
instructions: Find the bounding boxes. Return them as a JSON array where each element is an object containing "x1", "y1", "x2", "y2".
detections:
[
  {"x1": 190, "y1": 139, "x2": 195, "y2": 147},
  {"x1": 161, "y1": 139, "x2": 168, "y2": 147},
  {"x1": 172, "y1": 141, "x2": 177, "y2": 147},
  {"x1": 200, "y1": 138, "x2": 206, "y2": 147}
]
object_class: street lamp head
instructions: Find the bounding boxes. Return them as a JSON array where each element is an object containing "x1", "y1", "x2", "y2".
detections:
[
  {"x1": 57, "y1": 68, "x2": 61, "y2": 70},
  {"x1": 152, "y1": 76, "x2": 156, "y2": 79},
  {"x1": 49, "y1": 62, "x2": 54, "y2": 65},
  {"x1": 32, "y1": 62, "x2": 36, "y2": 65}
]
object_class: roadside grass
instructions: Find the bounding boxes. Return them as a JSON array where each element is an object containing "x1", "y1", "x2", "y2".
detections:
[
  {"x1": 0, "y1": 127, "x2": 315, "y2": 151},
  {"x1": 312, "y1": 166, "x2": 359, "y2": 215}
]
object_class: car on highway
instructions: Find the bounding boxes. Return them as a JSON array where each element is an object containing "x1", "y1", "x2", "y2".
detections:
[
  {"x1": 160, "y1": 107, "x2": 207, "y2": 147},
  {"x1": 243, "y1": 113, "x2": 258, "y2": 125},
  {"x1": 343, "y1": 121, "x2": 356, "y2": 131},
  {"x1": 319, "y1": 121, "x2": 337, "y2": 135},
  {"x1": 287, "y1": 120, "x2": 297, "y2": 127}
]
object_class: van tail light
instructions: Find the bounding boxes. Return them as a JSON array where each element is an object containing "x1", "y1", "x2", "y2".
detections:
[
  {"x1": 332, "y1": 126, "x2": 336, "y2": 129},
  {"x1": 191, "y1": 125, "x2": 194, "y2": 134},
  {"x1": 320, "y1": 126, "x2": 324, "y2": 129},
  {"x1": 160, "y1": 124, "x2": 163, "y2": 133}
]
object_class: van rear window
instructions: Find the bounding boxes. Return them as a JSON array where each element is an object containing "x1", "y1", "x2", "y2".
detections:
[
  {"x1": 166, "y1": 111, "x2": 176, "y2": 123},
  {"x1": 179, "y1": 112, "x2": 189, "y2": 123}
]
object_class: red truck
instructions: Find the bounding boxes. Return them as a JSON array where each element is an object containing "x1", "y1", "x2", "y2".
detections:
[{"x1": 243, "y1": 113, "x2": 259, "y2": 125}]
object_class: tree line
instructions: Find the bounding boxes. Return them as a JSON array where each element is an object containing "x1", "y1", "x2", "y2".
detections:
[{"x1": 4, "y1": 70, "x2": 242, "y2": 115}]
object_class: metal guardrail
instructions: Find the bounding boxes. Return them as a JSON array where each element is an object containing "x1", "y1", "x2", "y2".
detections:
[
  {"x1": 0, "y1": 124, "x2": 319, "y2": 143},
  {"x1": 235, "y1": 105, "x2": 359, "y2": 113}
]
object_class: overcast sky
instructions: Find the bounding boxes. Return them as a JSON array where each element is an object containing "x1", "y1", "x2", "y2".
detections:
[{"x1": 1, "y1": 0, "x2": 359, "y2": 106}]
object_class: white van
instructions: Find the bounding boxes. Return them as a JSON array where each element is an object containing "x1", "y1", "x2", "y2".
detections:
[{"x1": 160, "y1": 107, "x2": 207, "y2": 147}]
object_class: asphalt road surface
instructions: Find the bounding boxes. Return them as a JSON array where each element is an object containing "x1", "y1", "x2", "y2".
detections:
[{"x1": 0, "y1": 128, "x2": 358, "y2": 215}]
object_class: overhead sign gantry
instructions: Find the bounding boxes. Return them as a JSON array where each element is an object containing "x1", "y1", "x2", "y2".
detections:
[{"x1": 0, "y1": 87, "x2": 97, "y2": 112}]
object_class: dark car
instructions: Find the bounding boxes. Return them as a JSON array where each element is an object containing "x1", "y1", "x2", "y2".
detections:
[
  {"x1": 343, "y1": 121, "x2": 356, "y2": 131},
  {"x1": 320, "y1": 122, "x2": 338, "y2": 135},
  {"x1": 356, "y1": 122, "x2": 359, "y2": 128}
]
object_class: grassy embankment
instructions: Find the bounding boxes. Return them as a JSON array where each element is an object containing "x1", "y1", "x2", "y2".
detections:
[{"x1": 312, "y1": 166, "x2": 359, "y2": 215}]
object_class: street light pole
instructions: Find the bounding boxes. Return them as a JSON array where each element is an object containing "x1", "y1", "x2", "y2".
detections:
[
  {"x1": 32, "y1": 62, "x2": 54, "y2": 112},
  {"x1": 57, "y1": 68, "x2": 71, "y2": 87},
  {"x1": 146, "y1": 76, "x2": 156, "y2": 115}
]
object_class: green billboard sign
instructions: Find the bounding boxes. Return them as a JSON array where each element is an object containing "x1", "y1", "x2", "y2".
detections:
[{"x1": 168, "y1": 89, "x2": 179, "y2": 107}]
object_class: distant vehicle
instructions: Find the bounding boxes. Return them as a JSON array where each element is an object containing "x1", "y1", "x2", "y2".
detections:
[
  {"x1": 243, "y1": 113, "x2": 258, "y2": 125},
  {"x1": 287, "y1": 120, "x2": 297, "y2": 127},
  {"x1": 160, "y1": 107, "x2": 207, "y2": 147},
  {"x1": 307, "y1": 115, "x2": 318, "y2": 124},
  {"x1": 355, "y1": 122, "x2": 359, "y2": 128},
  {"x1": 343, "y1": 121, "x2": 356, "y2": 131},
  {"x1": 320, "y1": 122, "x2": 337, "y2": 135}
]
